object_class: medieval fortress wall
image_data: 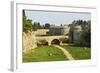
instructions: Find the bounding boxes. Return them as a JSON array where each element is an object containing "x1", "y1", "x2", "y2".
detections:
[
  {"x1": 23, "y1": 32, "x2": 37, "y2": 53},
  {"x1": 23, "y1": 25, "x2": 82, "y2": 53},
  {"x1": 33, "y1": 29, "x2": 49, "y2": 36}
]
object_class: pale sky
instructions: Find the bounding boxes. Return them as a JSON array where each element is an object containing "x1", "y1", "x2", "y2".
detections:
[{"x1": 25, "y1": 10, "x2": 91, "y2": 25}]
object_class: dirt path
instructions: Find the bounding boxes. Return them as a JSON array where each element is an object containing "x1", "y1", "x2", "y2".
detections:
[{"x1": 53, "y1": 45, "x2": 74, "y2": 60}]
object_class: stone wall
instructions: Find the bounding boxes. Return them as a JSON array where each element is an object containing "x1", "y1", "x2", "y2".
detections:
[
  {"x1": 23, "y1": 32, "x2": 37, "y2": 53},
  {"x1": 33, "y1": 29, "x2": 49, "y2": 36}
]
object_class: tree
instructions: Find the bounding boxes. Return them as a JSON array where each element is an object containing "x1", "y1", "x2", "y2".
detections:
[
  {"x1": 81, "y1": 28, "x2": 91, "y2": 47},
  {"x1": 44, "y1": 23, "x2": 50, "y2": 29},
  {"x1": 60, "y1": 24, "x2": 63, "y2": 26},
  {"x1": 32, "y1": 22, "x2": 41, "y2": 31},
  {"x1": 81, "y1": 21, "x2": 91, "y2": 47},
  {"x1": 23, "y1": 10, "x2": 32, "y2": 32},
  {"x1": 24, "y1": 19, "x2": 32, "y2": 32}
]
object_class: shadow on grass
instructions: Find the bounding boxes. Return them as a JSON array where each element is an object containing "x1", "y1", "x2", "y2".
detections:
[{"x1": 67, "y1": 43, "x2": 91, "y2": 48}]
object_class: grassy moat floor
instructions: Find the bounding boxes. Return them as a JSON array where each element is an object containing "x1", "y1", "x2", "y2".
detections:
[
  {"x1": 23, "y1": 45, "x2": 91, "y2": 63},
  {"x1": 23, "y1": 46, "x2": 67, "y2": 62},
  {"x1": 62, "y1": 45, "x2": 91, "y2": 60}
]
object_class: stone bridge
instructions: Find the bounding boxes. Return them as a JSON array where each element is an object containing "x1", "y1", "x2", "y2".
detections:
[
  {"x1": 23, "y1": 33, "x2": 69, "y2": 53},
  {"x1": 32, "y1": 35, "x2": 69, "y2": 47}
]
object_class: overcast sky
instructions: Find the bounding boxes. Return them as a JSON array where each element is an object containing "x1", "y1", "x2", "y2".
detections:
[{"x1": 25, "y1": 10, "x2": 91, "y2": 25}]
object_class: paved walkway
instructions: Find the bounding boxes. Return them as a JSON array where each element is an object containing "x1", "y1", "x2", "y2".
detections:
[{"x1": 53, "y1": 45, "x2": 74, "y2": 60}]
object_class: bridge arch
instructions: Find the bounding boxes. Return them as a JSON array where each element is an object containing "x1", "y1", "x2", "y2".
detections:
[
  {"x1": 37, "y1": 40, "x2": 48, "y2": 46},
  {"x1": 51, "y1": 39, "x2": 60, "y2": 45}
]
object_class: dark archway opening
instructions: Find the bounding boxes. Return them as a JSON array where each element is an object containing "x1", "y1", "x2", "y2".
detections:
[
  {"x1": 51, "y1": 39, "x2": 60, "y2": 45},
  {"x1": 37, "y1": 40, "x2": 48, "y2": 46}
]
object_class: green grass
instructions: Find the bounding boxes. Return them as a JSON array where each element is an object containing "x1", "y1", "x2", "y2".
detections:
[
  {"x1": 23, "y1": 44, "x2": 91, "y2": 62},
  {"x1": 62, "y1": 44, "x2": 91, "y2": 60},
  {"x1": 23, "y1": 46, "x2": 67, "y2": 62}
]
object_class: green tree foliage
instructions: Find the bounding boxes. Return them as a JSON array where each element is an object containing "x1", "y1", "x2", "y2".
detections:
[
  {"x1": 81, "y1": 28, "x2": 91, "y2": 47},
  {"x1": 23, "y1": 10, "x2": 32, "y2": 32},
  {"x1": 44, "y1": 23, "x2": 50, "y2": 29},
  {"x1": 81, "y1": 21, "x2": 91, "y2": 47},
  {"x1": 32, "y1": 22, "x2": 42, "y2": 31}
]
